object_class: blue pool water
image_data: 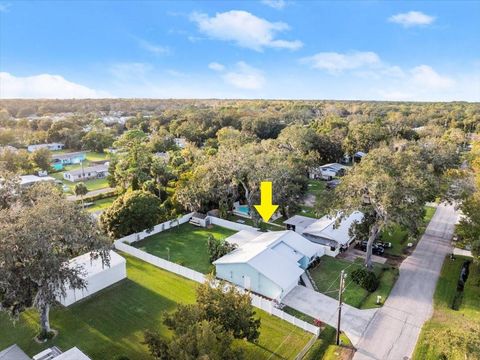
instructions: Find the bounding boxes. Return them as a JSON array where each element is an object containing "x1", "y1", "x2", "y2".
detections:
[{"x1": 237, "y1": 205, "x2": 250, "y2": 215}]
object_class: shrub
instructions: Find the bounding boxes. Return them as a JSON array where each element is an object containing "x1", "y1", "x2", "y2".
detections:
[{"x1": 350, "y1": 268, "x2": 379, "y2": 292}]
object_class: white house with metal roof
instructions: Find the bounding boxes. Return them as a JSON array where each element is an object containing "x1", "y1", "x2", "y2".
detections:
[
  {"x1": 284, "y1": 212, "x2": 364, "y2": 257},
  {"x1": 213, "y1": 230, "x2": 324, "y2": 300}
]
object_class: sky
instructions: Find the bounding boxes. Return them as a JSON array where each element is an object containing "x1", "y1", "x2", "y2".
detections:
[{"x1": 0, "y1": 0, "x2": 479, "y2": 101}]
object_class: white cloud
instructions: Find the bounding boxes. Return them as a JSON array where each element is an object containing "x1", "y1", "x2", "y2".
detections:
[
  {"x1": 136, "y1": 38, "x2": 170, "y2": 55},
  {"x1": 208, "y1": 62, "x2": 225, "y2": 72},
  {"x1": 109, "y1": 63, "x2": 153, "y2": 81},
  {"x1": 189, "y1": 10, "x2": 302, "y2": 51},
  {"x1": 410, "y1": 65, "x2": 455, "y2": 89},
  {"x1": 301, "y1": 51, "x2": 381, "y2": 74},
  {"x1": 218, "y1": 62, "x2": 265, "y2": 90},
  {"x1": 261, "y1": 0, "x2": 287, "y2": 10},
  {"x1": 0, "y1": 3, "x2": 10, "y2": 12},
  {"x1": 388, "y1": 11, "x2": 435, "y2": 27},
  {"x1": 0, "y1": 72, "x2": 108, "y2": 99}
]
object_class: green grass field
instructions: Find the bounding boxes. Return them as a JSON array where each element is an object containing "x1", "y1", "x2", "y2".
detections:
[
  {"x1": 86, "y1": 196, "x2": 117, "y2": 213},
  {"x1": 382, "y1": 205, "x2": 436, "y2": 257},
  {"x1": 413, "y1": 256, "x2": 480, "y2": 359},
  {"x1": 133, "y1": 223, "x2": 236, "y2": 274},
  {"x1": 310, "y1": 257, "x2": 398, "y2": 309},
  {"x1": 0, "y1": 254, "x2": 312, "y2": 359}
]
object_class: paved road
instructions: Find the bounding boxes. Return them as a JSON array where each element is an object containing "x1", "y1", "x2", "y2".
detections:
[
  {"x1": 283, "y1": 286, "x2": 378, "y2": 346},
  {"x1": 353, "y1": 203, "x2": 459, "y2": 360}
]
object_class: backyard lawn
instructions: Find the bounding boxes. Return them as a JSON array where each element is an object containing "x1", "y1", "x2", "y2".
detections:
[
  {"x1": 413, "y1": 256, "x2": 480, "y2": 359},
  {"x1": 133, "y1": 223, "x2": 236, "y2": 273},
  {"x1": 309, "y1": 257, "x2": 398, "y2": 309},
  {"x1": 0, "y1": 254, "x2": 312, "y2": 360}
]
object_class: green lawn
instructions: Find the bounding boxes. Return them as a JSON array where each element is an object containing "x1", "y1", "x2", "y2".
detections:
[
  {"x1": 309, "y1": 257, "x2": 398, "y2": 309},
  {"x1": 382, "y1": 205, "x2": 436, "y2": 257},
  {"x1": 306, "y1": 179, "x2": 326, "y2": 198},
  {"x1": 413, "y1": 256, "x2": 480, "y2": 359},
  {"x1": 133, "y1": 223, "x2": 236, "y2": 274},
  {"x1": 86, "y1": 196, "x2": 117, "y2": 213},
  {"x1": 0, "y1": 254, "x2": 312, "y2": 359},
  {"x1": 304, "y1": 326, "x2": 353, "y2": 360}
]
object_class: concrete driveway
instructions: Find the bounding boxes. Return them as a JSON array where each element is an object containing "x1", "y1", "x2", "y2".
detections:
[
  {"x1": 282, "y1": 285, "x2": 378, "y2": 346},
  {"x1": 353, "y1": 203, "x2": 459, "y2": 360}
]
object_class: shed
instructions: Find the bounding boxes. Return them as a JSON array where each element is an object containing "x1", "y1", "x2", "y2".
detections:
[
  {"x1": 189, "y1": 212, "x2": 209, "y2": 227},
  {"x1": 60, "y1": 251, "x2": 126, "y2": 307}
]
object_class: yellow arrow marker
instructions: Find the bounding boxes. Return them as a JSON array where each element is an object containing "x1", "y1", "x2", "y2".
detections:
[{"x1": 254, "y1": 181, "x2": 279, "y2": 223}]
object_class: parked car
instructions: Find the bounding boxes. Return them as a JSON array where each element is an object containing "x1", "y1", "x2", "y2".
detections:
[
  {"x1": 377, "y1": 241, "x2": 392, "y2": 248},
  {"x1": 357, "y1": 241, "x2": 385, "y2": 255}
]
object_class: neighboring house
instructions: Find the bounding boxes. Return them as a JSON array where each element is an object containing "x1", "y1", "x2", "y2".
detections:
[
  {"x1": 309, "y1": 163, "x2": 348, "y2": 180},
  {"x1": 174, "y1": 137, "x2": 187, "y2": 149},
  {"x1": 287, "y1": 211, "x2": 364, "y2": 257},
  {"x1": 283, "y1": 215, "x2": 317, "y2": 234},
  {"x1": 27, "y1": 143, "x2": 64, "y2": 152},
  {"x1": 63, "y1": 164, "x2": 109, "y2": 182},
  {"x1": 33, "y1": 347, "x2": 91, "y2": 360},
  {"x1": 51, "y1": 151, "x2": 87, "y2": 171},
  {"x1": 214, "y1": 230, "x2": 324, "y2": 300},
  {"x1": 19, "y1": 175, "x2": 56, "y2": 187},
  {"x1": 0, "y1": 344, "x2": 30, "y2": 360},
  {"x1": 353, "y1": 151, "x2": 367, "y2": 163},
  {"x1": 154, "y1": 152, "x2": 170, "y2": 162},
  {"x1": 0, "y1": 345, "x2": 91, "y2": 360},
  {"x1": 59, "y1": 251, "x2": 126, "y2": 307}
]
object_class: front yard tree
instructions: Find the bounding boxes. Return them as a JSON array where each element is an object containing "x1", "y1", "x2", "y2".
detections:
[
  {"x1": 0, "y1": 183, "x2": 110, "y2": 339},
  {"x1": 73, "y1": 182, "x2": 88, "y2": 207},
  {"x1": 30, "y1": 148, "x2": 51, "y2": 172},
  {"x1": 331, "y1": 145, "x2": 437, "y2": 268},
  {"x1": 100, "y1": 190, "x2": 163, "y2": 238}
]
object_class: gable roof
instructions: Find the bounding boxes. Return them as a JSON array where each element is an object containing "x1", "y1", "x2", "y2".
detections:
[
  {"x1": 65, "y1": 164, "x2": 108, "y2": 177},
  {"x1": 225, "y1": 229, "x2": 260, "y2": 247},
  {"x1": 214, "y1": 230, "x2": 324, "y2": 291},
  {"x1": 0, "y1": 345, "x2": 30, "y2": 360},
  {"x1": 303, "y1": 211, "x2": 364, "y2": 246},
  {"x1": 283, "y1": 215, "x2": 317, "y2": 228},
  {"x1": 51, "y1": 151, "x2": 86, "y2": 161}
]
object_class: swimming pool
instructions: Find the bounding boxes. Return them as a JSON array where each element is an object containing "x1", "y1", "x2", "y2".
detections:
[{"x1": 237, "y1": 205, "x2": 250, "y2": 215}]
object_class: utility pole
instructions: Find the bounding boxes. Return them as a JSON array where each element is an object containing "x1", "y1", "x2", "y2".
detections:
[{"x1": 336, "y1": 270, "x2": 346, "y2": 345}]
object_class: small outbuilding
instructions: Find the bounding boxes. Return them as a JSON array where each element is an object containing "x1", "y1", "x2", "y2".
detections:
[
  {"x1": 60, "y1": 251, "x2": 126, "y2": 307},
  {"x1": 189, "y1": 212, "x2": 209, "y2": 227}
]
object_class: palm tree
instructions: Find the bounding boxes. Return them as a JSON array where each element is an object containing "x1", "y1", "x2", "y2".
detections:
[{"x1": 73, "y1": 182, "x2": 88, "y2": 207}]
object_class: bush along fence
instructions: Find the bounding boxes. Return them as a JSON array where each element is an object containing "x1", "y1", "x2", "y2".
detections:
[{"x1": 114, "y1": 215, "x2": 320, "y2": 337}]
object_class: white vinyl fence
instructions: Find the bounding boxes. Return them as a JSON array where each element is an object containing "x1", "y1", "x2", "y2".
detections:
[
  {"x1": 120, "y1": 213, "x2": 194, "y2": 244},
  {"x1": 114, "y1": 217, "x2": 320, "y2": 336},
  {"x1": 208, "y1": 216, "x2": 259, "y2": 232}
]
